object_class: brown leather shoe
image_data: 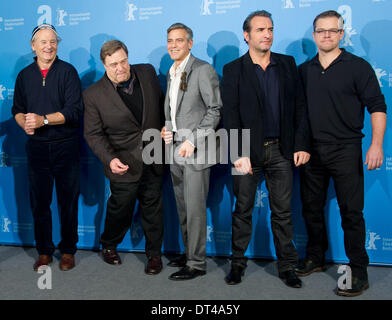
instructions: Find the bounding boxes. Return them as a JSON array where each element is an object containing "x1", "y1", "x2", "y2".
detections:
[
  {"x1": 145, "y1": 256, "x2": 162, "y2": 275},
  {"x1": 33, "y1": 255, "x2": 53, "y2": 271},
  {"x1": 102, "y1": 249, "x2": 122, "y2": 265},
  {"x1": 60, "y1": 254, "x2": 75, "y2": 271}
]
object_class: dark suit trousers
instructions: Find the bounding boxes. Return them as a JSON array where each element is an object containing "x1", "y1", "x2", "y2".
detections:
[
  {"x1": 231, "y1": 143, "x2": 298, "y2": 272},
  {"x1": 300, "y1": 143, "x2": 368, "y2": 279},
  {"x1": 26, "y1": 138, "x2": 80, "y2": 256},
  {"x1": 100, "y1": 164, "x2": 163, "y2": 257}
]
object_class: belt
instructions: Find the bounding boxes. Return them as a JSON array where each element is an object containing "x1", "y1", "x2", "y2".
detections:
[{"x1": 264, "y1": 139, "x2": 279, "y2": 147}]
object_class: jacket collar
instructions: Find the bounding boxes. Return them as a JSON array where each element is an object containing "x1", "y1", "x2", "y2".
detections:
[
  {"x1": 101, "y1": 69, "x2": 143, "y2": 128},
  {"x1": 310, "y1": 48, "x2": 351, "y2": 66},
  {"x1": 34, "y1": 55, "x2": 59, "y2": 71}
]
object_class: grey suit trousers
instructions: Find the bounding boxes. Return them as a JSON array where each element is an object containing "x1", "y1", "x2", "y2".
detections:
[{"x1": 170, "y1": 154, "x2": 210, "y2": 271}]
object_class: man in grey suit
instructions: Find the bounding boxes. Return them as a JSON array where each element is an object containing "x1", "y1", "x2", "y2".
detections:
[{"x1": 161, "y1": 23, "x2": 222, "y2": 280}]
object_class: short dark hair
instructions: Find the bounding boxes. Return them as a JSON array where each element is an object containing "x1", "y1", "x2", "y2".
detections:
[
  {"x1": 313, "y1": 10, "x2": 344, "y2": 31},
  {"x1": 100, "y1": 40, "x2": 128, "y2": 64},
  {"x1": 243, "y1": 10, "x2": 273, "y2": 33},
  {"x1": 167, "y1": 22, "x2": 193, "y2": 41}
]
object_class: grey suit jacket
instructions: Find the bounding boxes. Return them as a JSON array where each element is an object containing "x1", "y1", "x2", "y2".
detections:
[{"x1": 164, "y1": 54, "x2": 222, "y2": 170}]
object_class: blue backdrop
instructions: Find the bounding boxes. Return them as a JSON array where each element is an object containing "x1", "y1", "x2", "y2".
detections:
[{"x1": 0, "y1": 0, "x2": 391, "y2": 266}]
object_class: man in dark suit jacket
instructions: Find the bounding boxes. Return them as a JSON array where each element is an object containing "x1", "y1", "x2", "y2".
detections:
[
  {"x1": 222, "y1": 10, "x2": 310, "y2": 288},
  {"x1": 83, "y1": 40, "x2": 164, "y2": 275}
]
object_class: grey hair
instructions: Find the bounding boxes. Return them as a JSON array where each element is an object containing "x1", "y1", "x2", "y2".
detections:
[{"x1": 167, "y1": 23, "x2": 193, "y2": 41}]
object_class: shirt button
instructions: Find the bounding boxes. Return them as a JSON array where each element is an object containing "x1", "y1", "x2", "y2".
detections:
[{"x1": 321, "y1": 71, "x2": 325, "y2": 74}]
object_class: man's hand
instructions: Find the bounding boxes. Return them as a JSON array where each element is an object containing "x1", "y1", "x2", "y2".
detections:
[
  {"x1": 178, "y1": 140, "x2": 195, "y2": 158},
  {"x1": 233, "y1": 157, "x2": 253, "y2": 175},
  {"x1": 161, "y1": 126, "x2": 173, "y2": 144},
  {"x1": 25, "y1": 127, "x2": 35, "y2": 135},
  {"x1": 110, "y1": 158, "x2": 129, "y2": 175},
  {"x1": 24, "y1": 113, "x2": 44, "y2": 130},
  {"x1": 365, "y1": 144, "x2": 383, "y2": 170},
  {"x1": 293, "y1": 151, "x2": 310, "y2": 167},
  {"x1": 14, "y1": 113, "x2": 34, "y2": 135},
  {"x1": 365, "y1": 112, "x2": 386, "y2": 171}
]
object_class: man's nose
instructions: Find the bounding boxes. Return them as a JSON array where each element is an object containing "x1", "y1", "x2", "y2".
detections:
[{"x1": 118, "y1": 65, "x2": 127, "y2": 72}]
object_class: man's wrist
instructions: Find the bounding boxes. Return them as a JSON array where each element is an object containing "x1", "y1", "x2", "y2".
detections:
[{"x1": 43, "y1": 115, "x2": 49, "y2": 126}]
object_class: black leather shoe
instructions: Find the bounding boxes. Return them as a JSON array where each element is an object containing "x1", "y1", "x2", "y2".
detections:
[
  {"x1": 337, "y1": 277, "x2": 369, "y2": 297},
  {"x1": 169, "y1": 266, "x2": 206, "y2": 281},
  {"x1": 145, "y1": 256, "x2": 162, "y2": 275},
  {"x1": 295, "y1": 259, "x2": 326, "y2": 276},
  {"x1": 225, "y1": 265, "x2": 245, "y2": 285},
  {"x1": 102, "y1": 249, "x2": 122, "y2": 265},
  {"x1": 167, "y1": 254, "x2": 187, "y2": 267},
  {"x1": 279, "y1": 270, "x2": 302, "y2": 288}
]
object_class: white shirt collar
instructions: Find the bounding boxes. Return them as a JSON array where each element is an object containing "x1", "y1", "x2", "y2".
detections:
[{"x1": 169, "y1": 52, "x2": 191, "y2": 79}]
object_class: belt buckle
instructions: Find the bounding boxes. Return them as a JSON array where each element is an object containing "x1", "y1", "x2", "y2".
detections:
[{"x1": 264, "y1": 139, "x2": 278, "y2": 147}]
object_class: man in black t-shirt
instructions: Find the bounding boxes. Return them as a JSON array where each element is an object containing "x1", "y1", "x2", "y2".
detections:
[{"x1": 296, "y1": 10, "x2": 387, "y2": 297}]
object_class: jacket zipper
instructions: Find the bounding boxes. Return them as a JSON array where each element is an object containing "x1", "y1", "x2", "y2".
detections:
[{"x1": 35, "y1": 56, "x2": 57, "y2": 87}]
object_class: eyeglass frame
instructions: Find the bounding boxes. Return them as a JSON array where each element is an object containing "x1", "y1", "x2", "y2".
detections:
[{"x1": 314, "y1": 28, "x2": 343, "y2": 35}]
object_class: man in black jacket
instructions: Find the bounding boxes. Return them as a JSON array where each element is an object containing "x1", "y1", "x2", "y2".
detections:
[
  {"x1": 295, "y1": 10, "x2": 387, "y2": 297},
  {"x1": 12, "y1": 24, "x2": 83, "y2": 271},
  {"x1": 222, "y1": 10, "x2": 310, "y2": 288},
  {"x1": 83, "y1": 40, "x2": 165, "y2": 275}
]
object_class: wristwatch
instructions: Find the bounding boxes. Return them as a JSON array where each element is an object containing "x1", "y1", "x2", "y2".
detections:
[{"x1": 43, "y1": 115, "x2": 49, "y2": 126}]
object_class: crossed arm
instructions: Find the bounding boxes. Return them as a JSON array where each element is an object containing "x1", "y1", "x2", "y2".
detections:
[{"x1": 15, "y1": 112, "x2": 65, "y2": 135}]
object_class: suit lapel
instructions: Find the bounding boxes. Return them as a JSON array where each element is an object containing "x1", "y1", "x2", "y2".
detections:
[
  {"x1": 243, "y1": 52, "x2": 263, "y2": 112},
  {"x1": 133, "y1": 66, "x2": 146, "y2": 127},
  {"x1": 101, "y1": 74, "x2": 140, "y2": 127},
  {"x1": 271, "y1": 53, "x2": 286, "y2": 117},
  {"x1": 164, "y1": 72, "x2": 171, "y2": 121},
  {"x1": 175, "y1": 54, "x2": 195, "y2": 117}
]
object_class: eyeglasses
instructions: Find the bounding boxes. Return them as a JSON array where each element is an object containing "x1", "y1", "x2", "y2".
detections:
[
  {"x1": 315, "y1": 28, "x2": 343, "y2": 35},
  {"x1": 180, "y1": 72, "x2": 187, "y2": 91}
]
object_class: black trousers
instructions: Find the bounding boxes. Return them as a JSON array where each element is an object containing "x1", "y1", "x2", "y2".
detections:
[
  {"x1": 300, "y1": 143, "x2": 369, "y2": 279},
  {"x1": 26, "y1": 138, "x2": 80, "y2": 256},
  {"x1": 231, "y1": 143, "x2": 298, "y2": 272},
  {"x1": 100, "y1": 165, "x2": 163, "y2": 257}
]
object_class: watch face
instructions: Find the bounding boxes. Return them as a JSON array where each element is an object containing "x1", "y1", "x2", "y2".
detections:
[{"x1": 44, "y1": 118, "x2": 49, "y2": 125}]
